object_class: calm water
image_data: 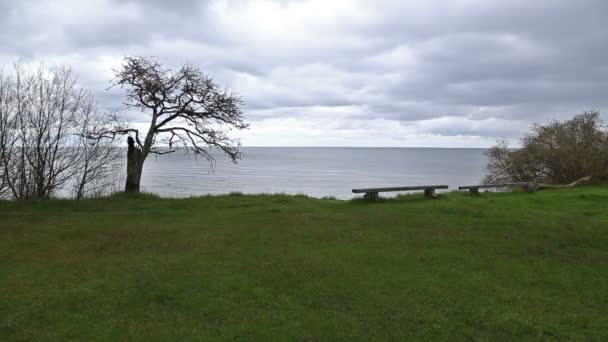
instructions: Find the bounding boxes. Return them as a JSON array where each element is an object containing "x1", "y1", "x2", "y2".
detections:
[{"x1": 140, "y1": 147, "x2": 487, "y2": 199}]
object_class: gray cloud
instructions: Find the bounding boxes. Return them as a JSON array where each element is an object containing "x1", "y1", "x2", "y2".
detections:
[{"x1": 1, "y1": 0, "x2": 606, "y2": 146}]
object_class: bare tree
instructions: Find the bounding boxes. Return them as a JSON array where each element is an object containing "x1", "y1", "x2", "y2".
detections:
[
  {"x1": 0, "y1": 68, "x2": 14, "y2": 199},
  {"x1": 0, "y1": 64, "x2": 27, "y2": 199},
  {"x1": 72, "y1": 108, "x2": 122, "y2": 199},
  {"x1": 98, "y1": 56, "x2": 248, "y2": 193},
  {"x1": 0, "y1": 62, "x2": 120, "y2": 200},
  {"x1": 484, "y1": 111, "x2": 608, "y2": 184}
]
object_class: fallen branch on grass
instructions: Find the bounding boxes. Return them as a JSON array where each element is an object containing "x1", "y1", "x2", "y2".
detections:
[{"x1": 534, "y1": 176, "x2": 592, "y2": 190}]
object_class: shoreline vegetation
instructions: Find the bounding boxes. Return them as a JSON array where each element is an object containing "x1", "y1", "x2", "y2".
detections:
[
  {"x1": 2, "y1": 57, "x2": 606, "y2": 200},
  {"x1": 2, "y1": 184, "x2": 607, "y2": 340}
]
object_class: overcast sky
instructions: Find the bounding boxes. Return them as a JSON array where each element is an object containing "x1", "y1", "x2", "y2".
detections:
[{"x1": 2, "y1": 0, "x2": 607, "y2": 147}]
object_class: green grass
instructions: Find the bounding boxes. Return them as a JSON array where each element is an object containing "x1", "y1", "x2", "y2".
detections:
[{"x1": 1, "y1": 185, "x2": 608, "y2": 341}]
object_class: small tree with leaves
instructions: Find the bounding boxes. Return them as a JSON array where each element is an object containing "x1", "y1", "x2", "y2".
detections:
[
  {"x1": 484, "y1": 111, "x2": 608, "y2": 184},
  {"x1": 97, "y1": 56, "x2": 248, "y2": 192}
]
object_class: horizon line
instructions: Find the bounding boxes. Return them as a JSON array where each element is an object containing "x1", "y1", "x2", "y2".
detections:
[{"x1": 239, "y1": 146, "x2": 489, "y2": 149}]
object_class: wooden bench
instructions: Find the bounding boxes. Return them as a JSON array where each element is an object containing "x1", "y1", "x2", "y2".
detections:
[
  {"x1": 352, "y1": 185, "x2": 449, "y2": 201},
  {"x1": 458, "y1": 182, "x2": 537, "y2": 194}
]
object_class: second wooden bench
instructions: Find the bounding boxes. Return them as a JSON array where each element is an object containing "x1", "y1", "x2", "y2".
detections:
[
  {"x1": 458, "y1": 182, "x2": 537, "y2": 194},
  {"x1": 352, "y1": 185, "x2": 449, "y2": 201}
]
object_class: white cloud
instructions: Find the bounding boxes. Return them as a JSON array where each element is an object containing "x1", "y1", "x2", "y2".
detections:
[{"x1": 1, "y1": 0, "x2": 606, "y2": 147}]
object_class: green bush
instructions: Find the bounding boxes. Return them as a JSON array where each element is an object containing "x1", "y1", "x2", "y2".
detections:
[{"x1": 485, "y1": 111, "x2": 608, "y2": 184}]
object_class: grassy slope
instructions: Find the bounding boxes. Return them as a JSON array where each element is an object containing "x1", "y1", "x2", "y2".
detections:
[{"x1": 1, "y1": 186, "x2": 608, "y2": 341}]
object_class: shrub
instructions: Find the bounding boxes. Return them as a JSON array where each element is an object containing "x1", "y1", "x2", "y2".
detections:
[{"x1": 484, "y1": 111, "x2": 608, "y2": 184}]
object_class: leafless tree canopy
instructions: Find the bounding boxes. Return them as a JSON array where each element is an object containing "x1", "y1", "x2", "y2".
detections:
[
  {"x1": 98, "y1": 56, "x2": 248, "y2": 192},
  {"x1": 484, "y1": 111, "x2": 608, "y2": 184},
  {"x1": 72, "y1": 102, "x2": 122, "y2": 199},
  {"x1": 0, "y1": 62, "x2": 120, "y2": 200}
]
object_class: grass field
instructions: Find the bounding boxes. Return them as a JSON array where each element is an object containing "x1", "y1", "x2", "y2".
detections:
[{"x1": 1, "y1": 185, "x2": 608, "y2": 340}]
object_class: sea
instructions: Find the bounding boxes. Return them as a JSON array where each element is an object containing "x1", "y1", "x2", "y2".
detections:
[{"x1": 139, "y1": 147, "x2": 487, "y2": 199}]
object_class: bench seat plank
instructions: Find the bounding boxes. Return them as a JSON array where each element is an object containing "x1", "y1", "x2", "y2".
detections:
[{"x1": 352, "y1": 185, "x2": 448, "y2": 193}]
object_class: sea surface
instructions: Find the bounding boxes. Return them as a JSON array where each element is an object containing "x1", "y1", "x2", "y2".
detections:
[{"x1": 140, "y1": 147, "x2": 487, "y2": 199}]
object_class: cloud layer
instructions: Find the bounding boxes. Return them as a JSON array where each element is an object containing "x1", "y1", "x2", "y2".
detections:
[{"x1": 2, "y1": 0, "x2": 607, "y2": 146}]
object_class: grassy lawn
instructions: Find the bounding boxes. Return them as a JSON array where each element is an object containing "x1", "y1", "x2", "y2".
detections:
[{"x1": 1, "y1": 185, "x2": 608, "y2": 340}]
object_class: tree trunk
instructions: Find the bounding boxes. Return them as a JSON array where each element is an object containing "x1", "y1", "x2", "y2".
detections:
[
  {"x1": 75, "y1": 168, "x2": 87, "y2": 200},
  {"x1": 125, "y1": 136, "x2": 144, "y2": 193}
]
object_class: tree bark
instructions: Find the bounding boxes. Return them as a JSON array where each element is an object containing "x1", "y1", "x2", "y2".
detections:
[{"x1": 125, "y1": 136, "x2": 143, "y2": 193}]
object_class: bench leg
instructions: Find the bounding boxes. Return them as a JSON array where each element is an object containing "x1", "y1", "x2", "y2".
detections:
[
  {"x1": 363, "y1": 192, "x2": 379, "y2": 201},
  {"x1": 469, "y1": 188, "x2": 479, "y2": 195},
  {"x1": 424, "y1": 189, "x2": 437, "y2": 198}
]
